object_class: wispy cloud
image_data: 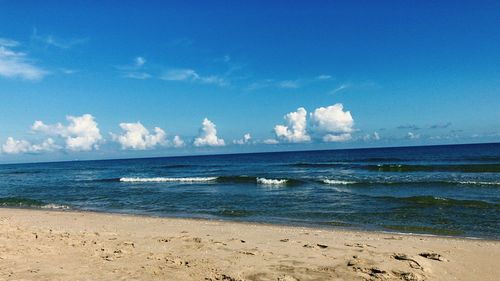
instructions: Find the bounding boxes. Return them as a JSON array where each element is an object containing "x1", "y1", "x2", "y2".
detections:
[
  {"x1": 59, "y1": 68, "x2": 78, "y2": 75},
  {"x1": 247, "y1": 74, "x2": 333, "y2": 91},
  {"x1": 0, "y1": 38, "x2": 48, "y2": 81},
  {"x1": 124, "y1": 72, "x2": 151, "y2": 80},
  {"x1": 278, "y1": 80, "x2": 300, "y2": 89},
  {"x1": 329, "y1": 83, "x2": 350, "y2": 95},
  {"x1": 118, "y1": 56, "x2": 152, "y2": 80},
  {"x1": 161, "y1": 68, "x2": 228, "y2": 87},
  {"x1": 316, "y1": 74, "x2": 332, "y2": 80},
  {"x1": 0, "y1": 38, "x2": 19, "y2": 47},
  {"x1": 31, "y1": 29, "x2": 88, "y2": 49}
]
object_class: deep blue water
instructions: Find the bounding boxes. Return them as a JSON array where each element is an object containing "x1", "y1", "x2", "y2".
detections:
[{"x1": 1, "y1": 143, "x2": 499, "y2": 238}]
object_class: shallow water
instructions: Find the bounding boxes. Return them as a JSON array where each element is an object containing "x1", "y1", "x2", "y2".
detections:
[{"x1": 1, "y1": 143, "x2": 499, "y2": 238}]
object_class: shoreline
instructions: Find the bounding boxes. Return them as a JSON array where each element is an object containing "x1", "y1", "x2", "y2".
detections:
[
  {"x1": 2, "y1": 206, "x2": 497, "y2": 241},
  {"x1": 1, "y1": 208, "x2": 499, "y2": 280}
]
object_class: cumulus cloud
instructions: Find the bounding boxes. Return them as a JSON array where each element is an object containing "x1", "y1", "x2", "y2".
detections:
[
  {"x1": 111, "y1": 122, "x2": 166, "y2": 150},
  {"x1": 1, "y1": 137, "x2": 58, "y2": 154},
  {"x1": 274, "y1": 108, "x2": 310, "y2": 143},
  {"x1": 172, "y1": 135, "x2": 185, "y2": 148},
  {"x1": 0, "y1": 38, "x2": 48, "y2": 80},
  {"x1": 310, "y1": 104, "x2": 354, "y2": 142},
  {"x1": 272, "y1": 104, "x2": 355, "y2": 143},
  {"x1": 233, "y1": 133, "x2": 251, "y2": 145},
  {"x1": 161, "y1": 68, "x2": 227, "y2": 86},
  {"x1": 194, "y1": 118, "x2": 225, "y2": 147},
  {"x1": 32, "y1": 114, "x2": 102, "y2": 151}
]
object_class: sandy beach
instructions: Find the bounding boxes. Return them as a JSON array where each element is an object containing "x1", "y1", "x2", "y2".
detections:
[{"x1": 0, "y1": 208, "x2": 498, "y2": 281}]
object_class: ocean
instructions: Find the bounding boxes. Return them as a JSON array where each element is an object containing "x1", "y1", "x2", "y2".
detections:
[{"x1": 1, "y1": 143, "x2": 499, "y2": 238}]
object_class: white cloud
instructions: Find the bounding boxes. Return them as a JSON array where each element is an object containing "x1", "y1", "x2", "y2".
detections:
[
  {"x1": 124, "y1": 72, "x2": 151, "y2": 80},
  {"x1": 119, "y1": 56, "x2": 151, "y2": 80},
  {"x1": 263, "y1": 139, "x2": 279, "y2": 145},
  {"x1": 272, "y1": 104, "x2": 355, "y2": 144},
  {"x1": 323, "y1": 134, "x2": 352, "y2": 142},
  {"x1": 111, "y1": 122, "x2": 166, "y2": 150},
  {"x1": 172, "y1": 135, "x2": 185, "y2": 148},
  {"x1": 161, "y1": 68, "x2": 227, "y2": 86},
  {"x1": 30, "y1": 29, "x2": 88, "y2": 49},
  {"x1": 194, "y1": 118, "x2": 225, "y2": 147},
  {"x1": 32, "y1": 114, "x2": 102, "y2": 151},
  {"x1": 274, "y1": 107, "x2": 311, "y2": 143},
  {"x1": 330, "y1": 83, "x2": 350, "y2": 95},
  {"x1": 310, "y1": 104, "x2": 354, "y2": 142},
  {"x1": 407, "y1": 132, "x2": 420, "y2": 139},
  {"x1": 0, "y1": 39, "x2": 48, "y2": 81},
  {"x1": 233, "y1": 133, "x2": 251, "y2": 144},
  {"x1": 135, "y1": 56, "x2": 146, "y2": 67},
  {"x1": 161, "y1": 69, "x2": 199, "y2": 81},
  {"x1": 316, "y1": 74, "x2": 332, "y2": 80},
  {"x1": 2, "y1": 137, "x2": 32, "y2": 154},
  {"x1": 278, "y1": 80, "x2": 300, "y2": 89},
  {"x1": 1, "y1": 137, "x2": 58, "y2": 154},
  {"x1": 0, "y1": 38, "x2": 19, "y2": 47}
]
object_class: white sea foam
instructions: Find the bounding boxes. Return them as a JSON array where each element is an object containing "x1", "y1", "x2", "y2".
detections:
[
  {"x1": 41, "y1": 203, "x2": 70, "y2": 210},
  {"x1": 119, "y1": 177, "x2": 218, "y2": 183},
  {"x1": 322, "y1": 179, "x2": 357, "y2": 185},
  {"x1": 256, "y1": 177, "x2": 288, "y2": 185},
  {"x1": 457, "y1": 181, "x2": 500, "y2": 186}
]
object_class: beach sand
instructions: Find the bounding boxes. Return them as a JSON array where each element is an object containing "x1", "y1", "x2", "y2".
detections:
[{"x1": 0, "y1": 208, "x2": 498, "y2": 281}]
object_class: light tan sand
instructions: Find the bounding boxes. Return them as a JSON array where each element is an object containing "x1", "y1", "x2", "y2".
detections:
[{"x1": 0, "y1": 208, "x2": 498, "y2": 281}]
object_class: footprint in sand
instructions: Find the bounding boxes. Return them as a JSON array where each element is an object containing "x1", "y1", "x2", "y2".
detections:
[
  {"x1": 303, "y1": 243, "x2": 328, "y2": 249},
  {"x1": 420, "y1": 252, "x2": 447, "y2": 261},
  {"x1": 392, "y1": 253, "x2": 423, "y2": 270}
]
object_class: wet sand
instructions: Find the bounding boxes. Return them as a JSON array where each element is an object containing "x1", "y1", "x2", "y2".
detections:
[{"x1": 0, "y1": 208, "x2": 498, "y2": 280}]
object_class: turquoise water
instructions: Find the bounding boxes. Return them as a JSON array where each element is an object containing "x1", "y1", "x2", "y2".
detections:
[{"x1": 1, "y1": 143, "x2": 499, "y2": 238}]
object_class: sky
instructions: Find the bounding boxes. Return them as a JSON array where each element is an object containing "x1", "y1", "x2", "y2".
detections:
[{"x1": 0, "y1": 0, "x2": 499, "y2": 163}]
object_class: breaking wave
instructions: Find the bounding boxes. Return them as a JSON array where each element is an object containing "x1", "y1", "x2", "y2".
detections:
[
  {"x1": 256, "y1": 177, "x2": 289, "y2": 185},
  {"x1": 119, "y1": 177, "x2": 218, "y2": 182},
  {"x1": 0, "y1": 197, "x2": 70, "y2": 210}
]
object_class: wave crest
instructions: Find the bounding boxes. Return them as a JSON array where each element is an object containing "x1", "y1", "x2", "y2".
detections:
[
  {"x1": 322, "y1": 179, "x2": 357, "y2": 185},
  {"x1": 256, "y1": 177, "x2": 288, "y2": 185},
  {"x1": 119, "y1": 177, "x2": 218, "y2": 183}
]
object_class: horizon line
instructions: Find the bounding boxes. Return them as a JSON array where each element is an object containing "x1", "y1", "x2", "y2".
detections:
[{"x1": 1, "y1": 141, "x2": 498, "y2": 166}]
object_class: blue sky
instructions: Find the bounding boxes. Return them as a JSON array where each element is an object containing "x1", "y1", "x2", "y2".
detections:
[{"x1": 0, "y1": 1, "x2": 499, "y2": 163}]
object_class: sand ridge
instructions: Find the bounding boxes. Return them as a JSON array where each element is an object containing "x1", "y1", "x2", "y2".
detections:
[{"x1": 0, "y1": 208, "x2": 498, "y2": 280}]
